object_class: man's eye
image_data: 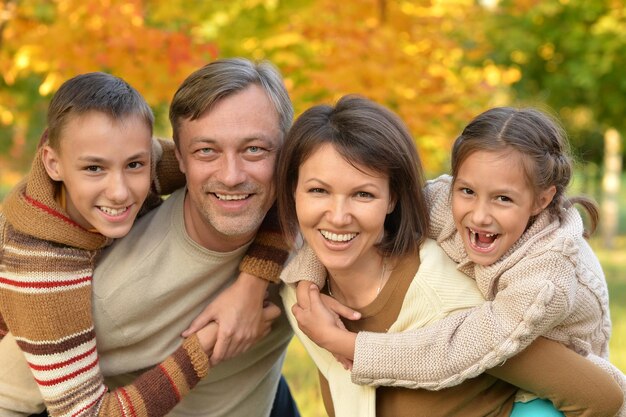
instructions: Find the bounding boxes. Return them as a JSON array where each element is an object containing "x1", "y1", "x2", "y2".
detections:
[{"x1": 247, "y1": 146, "x2": 268, "y2": 155}]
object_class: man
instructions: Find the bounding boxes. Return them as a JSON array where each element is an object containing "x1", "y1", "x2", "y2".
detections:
[{"x1": 90, "y1": 58, "x2": 297, "y2": 416}]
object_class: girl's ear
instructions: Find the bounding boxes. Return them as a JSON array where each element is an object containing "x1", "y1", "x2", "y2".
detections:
[
  {"x1": 42, "y1": 145, "x2": 63, "y2": 181},
  {"x1": 533, "y1": 185, "x2": 557, "y2": 215}
]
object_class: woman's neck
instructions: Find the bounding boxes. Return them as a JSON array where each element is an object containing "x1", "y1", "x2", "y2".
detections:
[{"x1": 326, "y1": 254, "x2": 391, "y2": 309}]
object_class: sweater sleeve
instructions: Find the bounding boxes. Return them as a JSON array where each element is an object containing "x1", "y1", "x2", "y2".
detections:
[
  {"x1": 351, "y1": 250, "x2": 576, "y2": 390},
  {"x1": 152, "y1": 137, "x2": 187, "y2": 196},
  {"x1": 488, "y1": 337, "x2": 624, "y2": 417},
  {"x1": 0, "y1": 230, "x2": 210, "y2": 417},
  {"x1": 424, "y1": 175, "x2": 456, "y2": 242},
  {"x1": 239, "y1": 204, "x2": 290, "y2": 283}
]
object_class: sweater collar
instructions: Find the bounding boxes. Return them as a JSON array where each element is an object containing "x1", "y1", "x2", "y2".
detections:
[{"x1": 2, "y1": 145, "x2": 110, "y2": 250}]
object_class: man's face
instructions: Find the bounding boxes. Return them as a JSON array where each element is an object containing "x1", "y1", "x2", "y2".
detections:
[{"x1": 175, "y1": 84, "x2": 282, "y2": 251}]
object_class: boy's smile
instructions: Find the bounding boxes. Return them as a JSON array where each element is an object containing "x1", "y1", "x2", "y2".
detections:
[{"x1": 42, "y1": 111, "x2": 152, "y2": 238}]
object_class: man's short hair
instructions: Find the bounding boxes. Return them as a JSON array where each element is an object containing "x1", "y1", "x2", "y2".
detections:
[{"x1": 169, "y1": 58, "x2": 294, "y2": 147}]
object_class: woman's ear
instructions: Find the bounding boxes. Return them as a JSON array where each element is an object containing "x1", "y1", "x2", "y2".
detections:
[
  {"x1": 387, "y1": 194, "x2": 397, "y2": 214},
  {"x1": 533, "y1": 185, "x2": 557, "y2": 215},
  {"x1": 42, "y1": 145, "x2": 63, "y2": 181}
]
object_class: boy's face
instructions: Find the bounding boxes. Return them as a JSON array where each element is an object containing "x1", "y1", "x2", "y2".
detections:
[{"x1": 43, "y1": 111, "x2": 152, "y2": 238}]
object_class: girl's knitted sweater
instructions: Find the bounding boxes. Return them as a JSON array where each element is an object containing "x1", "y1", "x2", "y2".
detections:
[
  {"x1": 351, "y1": 175, "x2": 623, "y2": 395},
  {"x1": 0, "y1": 140, "x2": 288, "y2": 417}
]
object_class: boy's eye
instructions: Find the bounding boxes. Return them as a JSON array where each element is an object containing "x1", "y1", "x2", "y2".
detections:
[{"x1": 85, "y1": 166, "x2": 102, "y2": 173}]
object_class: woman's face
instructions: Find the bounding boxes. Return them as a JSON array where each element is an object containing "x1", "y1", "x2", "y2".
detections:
[{"x1": 294, "y1": 143, "x2": 393, "y2": 275}]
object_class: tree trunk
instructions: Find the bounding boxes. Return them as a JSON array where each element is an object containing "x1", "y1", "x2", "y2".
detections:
[{"x1": 601, "y1": 128, "x2": 622, "y2": 248}]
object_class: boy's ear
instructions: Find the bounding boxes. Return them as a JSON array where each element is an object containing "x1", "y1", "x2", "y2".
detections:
[
  {"x1": 533, "y1": 185, "x2": 557, "y2": 215},
  {"x1": 42, "y1": 145, "x2": 63, "y2": 181}
]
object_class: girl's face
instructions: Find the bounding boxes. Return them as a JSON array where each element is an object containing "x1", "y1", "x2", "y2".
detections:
[
  {"x1": 295, "y1": 143, "x2": 393, "y2": 276},
  {"x1": 42, "y1": 111, "x2": 152, "y2": 238},
  {"x1": 451, "y1": 150, "x2": 553, "y2": 266}
]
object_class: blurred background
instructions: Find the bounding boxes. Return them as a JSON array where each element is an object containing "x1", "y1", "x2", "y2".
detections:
[{"x1": 0, "y1": 0, "x2": 624, "y2": 414}]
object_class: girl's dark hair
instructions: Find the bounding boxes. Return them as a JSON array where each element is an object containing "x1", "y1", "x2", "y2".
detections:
[
  {"x1": 451, "y1": 106, "x2": 598, "y2": 235},
  {"x1": 276, "y1": 95, "x2": 428, "y2": 257}
]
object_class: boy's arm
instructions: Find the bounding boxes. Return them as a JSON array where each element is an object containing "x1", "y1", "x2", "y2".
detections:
[
  {"x1": 151, "y1": 137, "x2": 187, "y2": 195},
  {"x1": 182, "y1": 204, "x2": 290, "y2": 363},
  {"x1": 488, "y1": 337, "x2": 624, "y2": 417},
  {"x1": 0, "y1": 236, "x2": 210, "y2": 417}
]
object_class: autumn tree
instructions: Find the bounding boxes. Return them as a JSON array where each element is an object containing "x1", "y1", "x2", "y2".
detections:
[
  {"x1": 0, "y1": 0, "x2": 216, "y2": 172},
  {"x1": 481, "y1": 0, "x2": 626, "y2": 246}
]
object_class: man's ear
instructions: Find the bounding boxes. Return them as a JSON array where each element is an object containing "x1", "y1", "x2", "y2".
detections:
[
  {"x1": 174, "y1": 147, "x2": 187, "y2": 175},
  {"x1": 533, "y1": 185, "x2": 557, "y2": 215},
  {"x1": 42, "y1": 145, "x2": 63, "y2": 181}
]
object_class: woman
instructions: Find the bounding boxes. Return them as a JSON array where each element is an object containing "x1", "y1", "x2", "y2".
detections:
[{"x1": 276, "y1": 95, "x2": 622, "y2": 417}]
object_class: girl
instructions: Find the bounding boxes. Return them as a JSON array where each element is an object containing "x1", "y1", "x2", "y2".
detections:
[{"x1": 279, "y1": 99, "x2": 623, "y2": 416}]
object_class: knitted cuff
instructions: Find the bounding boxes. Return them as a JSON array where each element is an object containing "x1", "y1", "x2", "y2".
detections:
[{"x1": 183, "y1": 334, "x2": 210, "y2": 379}]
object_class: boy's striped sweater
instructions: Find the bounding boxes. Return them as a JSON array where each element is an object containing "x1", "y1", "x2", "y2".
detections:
[{"x1": 0, "y1": 139, "x2": 288, "y2": 417}]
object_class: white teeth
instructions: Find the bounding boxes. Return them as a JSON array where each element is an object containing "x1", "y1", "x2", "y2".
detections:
[
  {"x1": 469, "y1": 228, "x2": 496, "y2": 238},
  {"x1": 100, "y1": 206, "x2": 128, "y2": 216},
  {"x1": 320, "y1": 230, "x2": 357, "y2": 242},
  {"x1": 215, "y1": 193, "x2": 249, "y2": 201}
]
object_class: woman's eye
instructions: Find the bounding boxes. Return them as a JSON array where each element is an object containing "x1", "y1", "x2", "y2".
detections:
[
  {"x1": 309, "y1": 188, "x2": 326, "y2": 194},
  {"x1": 128, "y1": 161, "x2": 145, "y2": 169},
  {"x1": 356, "y1": 191, "x2": 373, "y2": 199}
]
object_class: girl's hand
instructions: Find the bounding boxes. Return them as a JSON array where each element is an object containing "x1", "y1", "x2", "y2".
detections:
[{"x1": 293, "y1": 284, "x2": 358, "y2": 361}]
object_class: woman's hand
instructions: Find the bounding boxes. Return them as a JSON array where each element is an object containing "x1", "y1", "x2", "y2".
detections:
[
  {"x1": 293, "y1": 283, "x2": 358, "y2": 365},
  {"x1": 182, "y1": 272, "x2": 276, "y2": 365}
]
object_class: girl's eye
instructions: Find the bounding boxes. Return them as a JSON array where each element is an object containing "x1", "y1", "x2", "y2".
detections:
[
  {"x1": 459, "y1": 187, "x2": 474, "y2": 195},
  {"x1": 496, "y1": 195, "x2": 512, "y2": 203}
]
